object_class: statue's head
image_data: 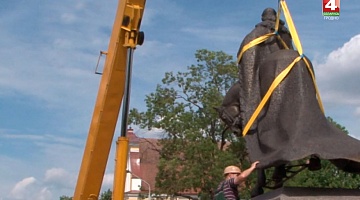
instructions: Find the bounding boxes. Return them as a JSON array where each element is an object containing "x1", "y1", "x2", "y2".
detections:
[
  {"x1": 261, "y1": 8, "x2": 277, "y2": 22},
  {"x1": 260, "y1": 7, "x2": 293, "y2": 50}
]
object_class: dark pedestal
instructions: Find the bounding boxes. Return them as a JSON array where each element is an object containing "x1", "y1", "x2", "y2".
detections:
[{"x1": 251, "y1": 187, "x2": 360, "y2": 200}]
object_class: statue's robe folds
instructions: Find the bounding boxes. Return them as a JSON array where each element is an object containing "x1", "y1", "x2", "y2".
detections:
[
  {"x1": 244, "y1": 49, "x2": 360, "y2": 173},
  {"x1": 238, "y1": 19, "x2": 293, "y2": 133}
]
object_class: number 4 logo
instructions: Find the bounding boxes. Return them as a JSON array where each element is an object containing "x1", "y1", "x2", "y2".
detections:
[
  {"x1": 325, "y1": 0, "x2": 338, "y2": 10},
  {"x1": 323, "y1": 0, "x2": 340, "y2": 14}
]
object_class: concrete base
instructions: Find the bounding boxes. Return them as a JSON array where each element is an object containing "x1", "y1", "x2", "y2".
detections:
[{"x1": 251, "y1": 187, "x2": 360, "y2": 200}]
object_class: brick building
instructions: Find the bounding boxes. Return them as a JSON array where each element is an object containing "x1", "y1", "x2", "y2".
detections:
[{"x1": 124, "y1": 129, "x2": 198, "y2": 200}]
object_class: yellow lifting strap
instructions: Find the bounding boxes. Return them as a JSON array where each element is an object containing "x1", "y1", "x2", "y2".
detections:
[
  {"x1": 279, "y1": 0, "x2": 302, "y2": 55},
  {"x1": 237, "y1": 33, "x2": 289, "y2": 64},
  {"x1": 237, "y1": 33, "x2": 274, "y2": 64},
  {"x1": 241, "y1": 0, "x2": 324, "y2": 136},
  {"x1": 237, "y1": 1, "x2": 289, "y2": 64}
]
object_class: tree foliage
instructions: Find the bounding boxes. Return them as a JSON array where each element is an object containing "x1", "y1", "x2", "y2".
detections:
[
  {"x1": 100, "y1": 189, "x2": 112, "y2": 200},
  {"x1": 59, "y1": 189, "x2": 112, "y2": 200},
  {"x1": 129, "y1": 49, "x2": 249, "y2": 198},
  {"x1": 59, "y1": 196, "x2": 72, "y2": 200}
]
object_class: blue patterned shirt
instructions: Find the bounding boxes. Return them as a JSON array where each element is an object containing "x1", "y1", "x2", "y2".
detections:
[{"x1": 214, "y1": 178, "x2": 239, "y2": 200}]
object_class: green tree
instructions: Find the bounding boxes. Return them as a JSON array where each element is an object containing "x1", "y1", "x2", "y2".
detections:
[
  {"x1": 129, "y1": 49, "x2": 251, "y2": 198},
  {"x1": 100, "y1": 189, "x2": 112, "y2": 200},
  {"x1": 59, "y1": 196, "x2": 72, "y2": 200},
  {"x1": 59, "y1": 189, "x2": 112, "y2": 200},
  {"x1": 285, "y1": 117, "x2": 360, "y2": 188}
]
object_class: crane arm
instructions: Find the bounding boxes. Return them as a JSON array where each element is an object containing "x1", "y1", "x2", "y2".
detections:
[{"x1": 73, "y1": 0, "x2": 146, "y2": 199}]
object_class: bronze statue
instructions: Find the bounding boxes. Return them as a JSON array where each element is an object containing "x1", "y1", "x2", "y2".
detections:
[{"x1": 217, "y1": 8, "x2": 360, "y2": 197}]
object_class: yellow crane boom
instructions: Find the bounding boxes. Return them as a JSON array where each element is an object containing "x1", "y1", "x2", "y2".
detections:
[{"x1": 73, "y1": 0, "x2": 146, "y2": 199}]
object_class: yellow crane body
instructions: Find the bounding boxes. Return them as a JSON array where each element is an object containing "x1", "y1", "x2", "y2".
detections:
[{"x1": 73, "y1": 0, "x2": 146, "y2": 199}]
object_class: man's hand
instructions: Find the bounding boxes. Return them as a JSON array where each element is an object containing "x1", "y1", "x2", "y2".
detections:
[{"x1": 251, "y1": 161, "x2": 260, "y2": 169}]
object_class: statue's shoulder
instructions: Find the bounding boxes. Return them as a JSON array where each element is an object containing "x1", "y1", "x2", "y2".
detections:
[{"x1": 241, "y1": 23, "x2": 269, "y2": 43}]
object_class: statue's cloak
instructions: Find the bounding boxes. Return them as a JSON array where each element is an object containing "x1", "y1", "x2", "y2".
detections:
[
  {"x1": 244, "y1": 49, "x2": 360, "y2": 173},
  {"x1": 237, "y1": 15, "x2": 293, "y2": 133},
  {"x1": 235, "y1": 8, "x2": 360, "y2": 173}
]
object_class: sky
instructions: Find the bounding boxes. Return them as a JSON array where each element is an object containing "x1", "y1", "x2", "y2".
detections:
[{"x1": 0, "y1": 0, "x2": 360, "y2": 199}]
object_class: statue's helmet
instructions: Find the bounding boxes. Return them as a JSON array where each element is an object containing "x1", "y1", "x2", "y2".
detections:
[{"x1": 261, "y1": 7, "x2": 277, "y2": 22}]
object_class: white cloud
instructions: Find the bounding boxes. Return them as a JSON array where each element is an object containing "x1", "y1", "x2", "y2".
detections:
[
  {"x1": 312, "y1": 34, "x2": 360, "y2": 138},
  {"x1": 316, "y1": 34, "x2": 360, "y2": 106},
  {"x1": 5, "y1": 168, "x2": 76, "y2": 200},
  {"x1": 102, "y1": 173, "x2": 114, "y2": 189},
  {"x1": 317, "y1": 34, "x2": 360, "y2": 79},
  {"x1": 8, "y1": 177, "x2": 37, "y2": 199},
  {"x1": 36, "y1": 188, "x2": 53, "y2": 200},
  {"x1": 132, "y1": 126, "x2": 166, "y2": 138},
  {"x1": 44, "y1": 168, "x2": 73, "y2": 188}
]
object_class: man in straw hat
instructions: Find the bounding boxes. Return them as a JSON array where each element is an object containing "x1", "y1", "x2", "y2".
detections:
[{"x1": 214, "y1": 161, "x2": 259, "y2": 200}]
